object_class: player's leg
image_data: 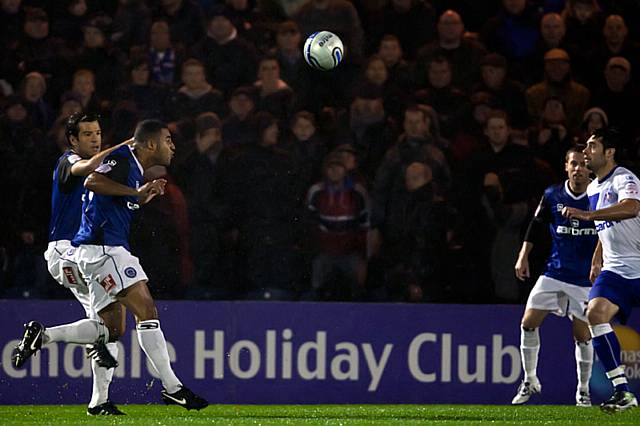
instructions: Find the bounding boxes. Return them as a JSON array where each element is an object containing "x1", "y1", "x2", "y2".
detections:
[
  {"x1": 572, "y1": 318, "x2": 593, "y2": 407},
  {"x1": 512, "y1": 308, "x2": 547, "y2": 404},
  {"x1": 117, "y1": 280, "x2": 208, "y2": 410},
  {"x1": 88, "y1": 302, "x2": 127, "y2": 415},
  {"x1": 587, "y1": 296, "x2": 637, "y2": 413}
]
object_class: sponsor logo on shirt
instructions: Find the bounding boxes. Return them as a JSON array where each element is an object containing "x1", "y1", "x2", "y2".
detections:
[
  {"x1": 62, "y1": 267, "x2": 77, "y2": 285},
  {"x1": 100, "y1": 274, "x2": 117, "y2": 292}
]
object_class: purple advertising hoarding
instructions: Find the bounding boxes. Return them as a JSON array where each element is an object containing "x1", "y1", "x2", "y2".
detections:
[{"x1": 0, "y1": 300, "x2": 639, "y2": 405}]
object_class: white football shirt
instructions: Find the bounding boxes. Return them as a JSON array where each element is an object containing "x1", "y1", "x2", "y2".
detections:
[{"x1": 587, "y1": 166, "x2": 640, "y2": 278}]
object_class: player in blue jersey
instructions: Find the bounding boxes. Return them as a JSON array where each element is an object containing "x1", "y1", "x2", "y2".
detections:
[
  {"x1": 12, "y1": 113, "x2": 131, "y2": 415},
  {"x1": 511, "y1": 148, "x2": 597, "y2": 407},
  {"x1": 562, "y1": 127, "x2": 640, "y2": 413}
]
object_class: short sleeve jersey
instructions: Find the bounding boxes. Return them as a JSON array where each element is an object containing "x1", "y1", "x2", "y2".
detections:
[
  {"x1": 48, "y1": 151, "x2": 85, "y2": 242},
  {"x1": 72, "y1": 146, "x2": 144, "y2": 250},
  {"x1": 587, "y1": 166, "x2": 640, "y2": 279}
]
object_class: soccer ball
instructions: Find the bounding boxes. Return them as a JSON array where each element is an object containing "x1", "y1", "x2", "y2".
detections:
[{"x1": 303, "y1": 31, "x2": 344, "y2": 71}]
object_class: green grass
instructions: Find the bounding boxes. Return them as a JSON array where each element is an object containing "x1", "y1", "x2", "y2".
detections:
[{"x1": 0, "y1": 404, "x2": 639, "y2": 425}]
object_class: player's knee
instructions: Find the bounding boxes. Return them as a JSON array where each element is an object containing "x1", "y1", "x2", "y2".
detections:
[{"x1": 586, "y1": 306, "x2": 607, "y2": 325}]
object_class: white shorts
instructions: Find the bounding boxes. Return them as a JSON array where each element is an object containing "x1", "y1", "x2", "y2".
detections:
[
  {"x1": 75, "y1": 245, "x2": 148, "y2": 313},
  {"x1": 526, "y1": 275, "x2": 590, "y2": 322},
  {"x1": 44, "y1": 241, "x2": 94, "y2": 318}
]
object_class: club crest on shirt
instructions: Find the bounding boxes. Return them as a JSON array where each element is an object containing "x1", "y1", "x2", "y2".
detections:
[{"x1": 124, "y1": 267, "x2": 137, "y2": 278}]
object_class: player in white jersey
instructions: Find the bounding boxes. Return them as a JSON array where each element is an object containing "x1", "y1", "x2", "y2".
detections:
[{"x1": 562, "y1": 127, "x2": 640, "y2": 413}]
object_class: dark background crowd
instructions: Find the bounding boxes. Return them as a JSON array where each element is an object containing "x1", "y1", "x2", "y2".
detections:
[{"x1": 1, "y1": 0, "x2": 639, "y2": 304}]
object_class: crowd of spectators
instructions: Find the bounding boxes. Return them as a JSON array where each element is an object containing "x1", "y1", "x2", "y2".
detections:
[{"x1": 1, "y1": 0, "x2": 639, "y2": 304}]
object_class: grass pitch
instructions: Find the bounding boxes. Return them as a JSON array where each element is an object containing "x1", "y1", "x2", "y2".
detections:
[{"x1": 1, "y1": 404, "x2": 639, "y2": 425}]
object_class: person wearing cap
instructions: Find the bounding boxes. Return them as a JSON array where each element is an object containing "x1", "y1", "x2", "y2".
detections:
[
  {"x1": 525, "y1": 48, "x2": 590, "y2": 134},
  {"x1": 415, "y1": 9, "x2": 486, "y2": 91},
  {"x1": 222, "y1": 86, "x2": 257, "y2": 149},
  {"x1": 592, "y1": 56, "x2": 639, "y2": 154},
  {"x1": 190, "y1": 5, "x2": 257, "y2": 95},
  {"x1": 306, "y1": 151, "x2": 369, "y2": 301},
  {"x1": 474, "y1": 52, "x2": 529, "y2": 129}
]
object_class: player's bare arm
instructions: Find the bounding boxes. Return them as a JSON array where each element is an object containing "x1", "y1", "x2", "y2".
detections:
[
  {"x1": 515, "y1": 242, "x2": 533, "y2": 281},
  {"x1": 85, "y1": 172, "x2": 166, "y2": 204},
  {"x1": 590, "y1": 240, "x2": 603, "y2": 284},
  {"x1": 71, "y1": 138, "x2": 134, "y2": 177},
  {"x1": 562, "y1": 199, "x2": 640, "y2": 221}
]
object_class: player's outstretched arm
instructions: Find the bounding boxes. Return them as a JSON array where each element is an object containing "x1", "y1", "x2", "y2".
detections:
[
  {"x1": 562, "y1": 199, "x2": 640, "y2": 222},
  {"x1": 85, "y1": 172, "x2": 166, "y2": 202},
  {"x1": 71, "y1": 138, "x2": 134, "y2": 177},
  {"x1": 590, "y1": 239, "x2": 603, "y2": 284}
]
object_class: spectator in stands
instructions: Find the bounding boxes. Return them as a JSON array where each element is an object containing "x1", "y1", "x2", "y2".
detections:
[
  {"x1": 254, "y1": 54, "x2": 295, "y2": 121},
  {"x1": 222, "y1": 86, "x2": 256, "y2": 149},
  {"x1": 20, "y1": 71, "x2": 53, "y2": 131},
  {"x1": 225, "y1": 0, "x2": 271, "y2": 52},
  {"x1": 370, "y1": 105, "x2": 451, "y2": 233},
  {"x1": 273, "y1": 20, "x2": 308, "y2": 96},
  {"x1": 133, "y1": 165, "x2": 193, "y2": 298},
  {"x1": 359, "y1": 55, "x2": 405, "y2": 121},
  {"x1": 474, "y1": 53, "x2": 529, "y2": 129},
  {"x1": 563, "y1": 0, "x2": 603, "y2": 51},
  {"x1": 75, "y1": 14, "x2": 124, "y2": 102},
  {"x1": 349, "y1": 83, "x2": 397, "y2": 184},
  {"x1": 177, "y1": 112, "x2": 229, "y2": 298},
  {"x1": 294, "y1": 0, "x2": 365, "y2": 61},
  {"x1": 414, "y1": 56, "x2": 469, "y2": 139},
  {"x1": 111, "y1": 0, "x2": 152, "y2": 49},
  {"x1": 591, "y1": 15, "x2": 640, "y2": 86},
  {"x1": 591, "y1": 57, "x2": 639, "y2": 156},
  {"x1": 481, "y1": 0, "x2": 540, "y2": 84},
  {"x1": 384, "y1": 162, "x2": 455, "y2": 302},
  {"x1": 153, "y1": 0, "x2": 204, "y2": 47},
  {"x1": 69, "y1": 68, "x2": 100, "y2": 113},
  {"x1": 415, "y1": 9, "x2": 486, "y2": 90},
  {"x1": 191, "y1": 6, "x2": 257, "y2": 95},
  {"x1": 577, "y1": 106, "x2": 607, "y2": 143},
  {"x1": 481, "y1": 171, "x2": 530, "y2": 303},
  {"x1": 165, "y1": 58, "x2": 225, "y2": 123},
  {"x1": 116, "y1": 56, "x2": 168, "y2": 120},
  {"x1": 0, "y1": 0, "x2": 24, "y2": 51},
  {"x1": 143, "y1": 19, "x2": 184, "y2": 86},
  {"x1": 226, "y1": 112, "x2": 302, "y2": 300},
  {"x1": 529, "y1": 13, "x2": 571, "y2": 82},
  {"x1": 306, "y1": 153, "x2": 369, "y2": 301},
  {"x1": 369, "y1": 0, "x2": 435, "y2": 59},
  {"x1": 525, "y1": 48, "x2": 590, "y2": 134},
  {"x1": 50, "y1": 0, "x2": 89, "y2": 49},
  {"x1": 57, "y1": 90, "x2": 83, "y2": 119},
  {"x1": 377, "y1": 34, "x2": 413, "y2": 92},
  {"x1": 528, "y1": 96, "x2": 573, "y2": 180},
  {"x1": 282, "y1": 111, "x2": 327, "y2": 192}
]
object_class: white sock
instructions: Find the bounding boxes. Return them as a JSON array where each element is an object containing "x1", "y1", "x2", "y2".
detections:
[
  {"x1": 136, "y1": 320, "x2": 181, "y2": 393},
  {"x1": 44, "y1": 319, "x2": 109, "y2": 345},
  {"x1": 89, "y1": 342, "x2": 118, "y2": 408},
  {"x1": 521, "y1": 327, "x2": 540, "y2": 384},
  {"x1": 575, "y1": 340, "x2": 593, "y2": 393}
]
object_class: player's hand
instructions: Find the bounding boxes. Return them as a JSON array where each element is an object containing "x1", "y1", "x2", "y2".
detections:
[
  {"x1": 137, "y1": 179, "x2": 167, "y2": 204},
  {"x1": 514, "y1": 255, "x2": 530, "y2": 281},
  {"x1": 561, "y1": 206, "x2": 591, "y2": 221},
  {"x1": 589, "y1": 263, "x2": 602, "y2": 284}
]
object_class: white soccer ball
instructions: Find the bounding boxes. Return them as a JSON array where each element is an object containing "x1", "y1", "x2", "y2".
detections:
[{"x1": 303, "y1": 31, "x2": 344, "y2": 71}]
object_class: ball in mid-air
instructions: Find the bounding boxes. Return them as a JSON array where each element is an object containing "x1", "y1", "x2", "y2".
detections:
[{"x1": 303, "y1": 31, "x2": 344, "y2": 71}]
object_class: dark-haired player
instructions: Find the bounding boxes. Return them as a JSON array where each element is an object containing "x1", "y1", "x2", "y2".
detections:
[
  {"x1": 562, "y1": 127, "x2": 640, "y2": 413},
  {"x1": 511, "y1": 148, "x2": 597, "y2": 407},
  {"x1": 13, "y1": 113, "x2": 131, "y2": 415}
]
